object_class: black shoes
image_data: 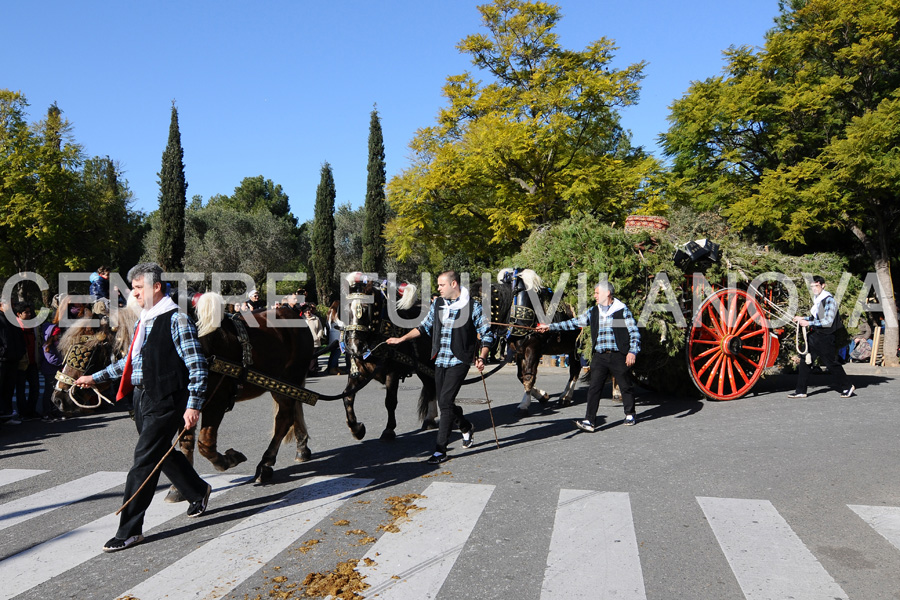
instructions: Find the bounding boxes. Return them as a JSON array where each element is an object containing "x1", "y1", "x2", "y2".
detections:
[
  {"x1": 624, "y1": 414, "x2": 636, "y2": 426},
  {"x1": 103, "y1": 534, "x2": 144, "y2": 553},
  {"x1": 426, "y1": 452, "x2": 449, "y2": 464},
  {"x1": 186, "y1": 484, "x2": 212, "y2": 518},
  {"x1": 787, "y1": 392, "x2": 808, "y2": 399}
]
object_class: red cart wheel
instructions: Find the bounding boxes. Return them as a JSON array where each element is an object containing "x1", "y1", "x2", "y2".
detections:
[{"x1": 687, "y1": 289, "x2": 772, "y2": 400}]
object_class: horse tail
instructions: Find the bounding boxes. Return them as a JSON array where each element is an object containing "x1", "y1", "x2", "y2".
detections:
[{"x1": 196, "y1": 292, "x2": 225, "y2": 337}]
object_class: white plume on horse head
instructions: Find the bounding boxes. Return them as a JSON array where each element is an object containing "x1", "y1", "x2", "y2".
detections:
[
  {"x1": 498, "y1": 268, "x2": 543, "y2": 292},
  {"x1": 396, "y1": 283, "x2": 417, "y2": 311},
  {"x1": 112, "y1": 295, "x2": 142, "y2": 358},
  {"x1": 196, "y1": 292, "x2": 225, "y2": 337}
]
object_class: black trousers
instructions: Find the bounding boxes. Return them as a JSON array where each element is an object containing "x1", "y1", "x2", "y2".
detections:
[
  {"x1": 116, "y1": 387, "x2": 208, "y2": 539},
  {"x1": 586, "y1": 351, "x2": 635, "y2": 421},
  {"x1": 795, "y1": 331, "x2": 851, "y2": 394},
  {"x1": 15, "y1": 363, "x2": 40, "y2": 418},
  {"x1": 434, "y1": 363, "x2": 472, "y2": 453},
  {"x1": 0, "y1": 360, "x2": 17, "y2": 415}
]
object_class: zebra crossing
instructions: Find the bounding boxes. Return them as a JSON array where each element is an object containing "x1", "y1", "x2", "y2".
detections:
[{"x1": 0, "y1": 467, "x2": 897, "y2": 599}]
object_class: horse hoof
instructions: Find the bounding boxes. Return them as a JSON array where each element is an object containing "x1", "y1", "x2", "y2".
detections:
[
  {"x1": 352, "y1": 423, "x2": 367, "y2": 441},
  {"x1": 224, "y1": 448, "x2": 248, "y2": 467},
  {"x1": 515, "y1": 408, "x2": 530, "y2": 419},
  {"x1": 380, "y1": 429, "x2": 396, "y2": 442},
  {"x1": 421, "y1": 419, "x2": 438, "y2": 431},
  {"x1": 295, "y1": 448, "x2": 312, "y2": 463},
  {"x1": 254, "y1": 465, "x2": 273, "y2": 484},
  {"x1": 163, "y1": 487, "x2": 186, "y2": 503},
  {"x1": 539, "y1": 394, "x2": 550, "y2": 406}
]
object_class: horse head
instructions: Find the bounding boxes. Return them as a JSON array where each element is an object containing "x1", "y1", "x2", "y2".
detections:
[
  {"x1": 51, "y1": 317, "x2": 117, "y2": 416},
  {"x1": 341, "y1": 273, "x2": 419, "y2": 373}
]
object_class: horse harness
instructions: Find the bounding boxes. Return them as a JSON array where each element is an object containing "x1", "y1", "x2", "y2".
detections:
[
  {"x1": 55, "y1": 334, "x2": 115, "y2": 409},
  {"x1": 206, "y1": 312, "x2": 348, "y2": 406},
  {"x1": 343, "y1": 291, "x2": 435, "y2": 381}
]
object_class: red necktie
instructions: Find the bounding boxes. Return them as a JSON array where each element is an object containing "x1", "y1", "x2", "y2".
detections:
[{"x1": 116, "y1": 332, "x2": 138, "y2": 401}]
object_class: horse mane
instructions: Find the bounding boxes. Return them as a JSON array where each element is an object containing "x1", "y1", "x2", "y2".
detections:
[
  {"x1": 58, "y1": 318, "x2": 107, "y2": 358},
  {"x1": 396, "y1": 283, "x2": 417, "y2": 311},
  {"x1": 196, "y1": 292, "x2": 226, "y2": 337},
  {"x1": 497, "y1": 268, "x2": 543, "y2": 292}
]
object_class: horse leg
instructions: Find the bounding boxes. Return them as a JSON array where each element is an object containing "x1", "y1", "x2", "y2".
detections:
[
  {"x1": 515, "y1": 356, "x2": 533, "y2": 418},
  {"x1": 292, "y1": 399, "x2": 312, "y2": 463},
  {"x1": 559, "y1": 352, "x2": 581, "y2": 406},
  {"x1": 342, "y1": 385, "x2": 367, "y2": 441},
  {"x1": 164, "y1": 426, "x2": 196, "y2": 503},
  {"x1": 381, "y1": 373, "x2": 399, "y2": 441},
  {"x1": 253, "y1": 397, "x2": 297, "y2": 484}
]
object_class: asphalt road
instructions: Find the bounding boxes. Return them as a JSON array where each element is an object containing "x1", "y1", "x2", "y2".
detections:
[{"x1": 1, "y1": 362, "x2": 899, "y2": 600}]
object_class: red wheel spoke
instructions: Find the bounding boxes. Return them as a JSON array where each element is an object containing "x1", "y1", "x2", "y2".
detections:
[
  {"x1": 701, "y1": 324, "x2": 723, "y2": 340},
  {"x1": 741, "y1": 346, "x2": 765, "y2": 352},
  {"x1": 690, "y1": 339, "x2": 720, "y2": 346},
  {"x1": 705, "y1": 354, "x2": 724, "y2": 390},
  {"x1": 734, "y1": 361, "x2": 750, "y2": 386},
  {"x1": 726, "y1": 356, "x2": 737, "y2": 394},
  {"x1": 707, "y1": 310, "x2": 726, "y2": 338},
  {"x1": 730, "y1": 301, "x2": 749, "y2": 336},
  {"x1": 692, "y1": 346, "x2": 721, "y2": 361},
  {"x1": 735, "y1": 353, "x2": 760, "y2": 370},
  {"x1": 740, "y1": 329, "x2": 765, "y2": 340},
  {"x1": 717, "y1": 355, "x2": 728, "y2": 396},
  {"x1": 696, "y1": 350, "x2": 722, "y2": 378},
  {"x1": 726, "y1": 293, "x2": 739, "y2": 333}
]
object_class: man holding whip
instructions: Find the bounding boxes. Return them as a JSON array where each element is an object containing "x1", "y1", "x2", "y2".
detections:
[{"x1": 76, "y1": 262, "x2": 212, "y2": 552}]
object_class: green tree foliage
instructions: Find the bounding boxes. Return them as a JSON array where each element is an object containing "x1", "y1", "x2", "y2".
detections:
[
  {"x1": 311, "y1": 162, "x2": 336, "y2": 305},
  {"x1": 0, "y1": 91, "x2": 143, "y2": 296},
  {"x1": 663, "y1": 0, "x2": 900, "y2": 364},
  {"x1": 362, "y1": 106, "x2": 387, "y2": 273},
  {"x1": 206, "y1": 175, "x2": 297, "y2": 225},
  {"x1": 386, "y1": 0, "x2": 664, "y2": 264},
  {"x1": 335, "y1": 202, "x2": 365, "y2": 277},
  {"x1": 157, "y1": 103, "x2": 187, "y2": 272}
]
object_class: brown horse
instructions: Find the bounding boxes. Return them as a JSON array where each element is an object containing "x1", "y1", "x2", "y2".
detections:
[
  {"x1": 480, "y1": 268, "x2": 583, "y2": 418},
  {"x1": 339, "y1": 274, "x2": 437, "y2": 441},
  {"x1": 51, "y1": 299, "x2": 139, "y2": 414},
  {"x1": 181, "y1": 291, "x2": 316, "y2": 487}
]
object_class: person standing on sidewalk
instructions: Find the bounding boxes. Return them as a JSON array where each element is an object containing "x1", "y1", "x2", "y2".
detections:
[
  {"x1": 385, "y1": 270, "x2": 493, "y2": 464},
  {"x1": 0, "y1": 298, "x2": 25, "y2": 424},
  {"x1": 536, "y1": 281, "x2": 641, "y2": 431},
  {"x1": 75, "y1": 262, "x2": 212, "y2": 553},
  {"x1": 789, "y1": 275, "x2": 855, "y2": 399}
]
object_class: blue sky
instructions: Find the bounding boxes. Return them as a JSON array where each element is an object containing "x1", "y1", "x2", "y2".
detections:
[{"x1": 4, "y1": 1, "x2": 779, "y2": 224}]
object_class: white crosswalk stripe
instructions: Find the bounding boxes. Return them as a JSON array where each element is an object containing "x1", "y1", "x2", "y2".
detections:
[
  {"x1": 354, "y1": 481, "x2": 495, "y2": 599},
  {"x1": 848, "y1": 504, "x2": 900, "y2": 551},
  {"x1": 541, "y1": 490, "x2": 647, "y2": 600},
  {"x1": 0, "y1": 471, "x2": 126, "y2": 532},
  {"x1": 4, "y1": 468, "x2": 900, "y2": 600},
  {"x1": 117, "y1": 475, "x2": 372, "y2": 600},
  {"x1": 0, "y1": 472, "x2": 242, "y2": 600},
  {"x1": 0, "y1": 468, "x2": 48, "y2": 488},
  {"x1": 697, "y1": 496, "x2": 848, "y2": 600}
]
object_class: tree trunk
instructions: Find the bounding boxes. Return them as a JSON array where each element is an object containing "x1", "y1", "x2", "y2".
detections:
[
  {"x1": 873, "y1": 260, "x2": 899, "y2": 367},
  {"x1": 847, "y1": 212, "x2": 898, "y2": 367}
]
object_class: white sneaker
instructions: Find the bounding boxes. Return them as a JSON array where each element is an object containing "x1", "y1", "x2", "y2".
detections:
[{"x1": 840, "y1": 385, "x2": 856, "y2": 398}]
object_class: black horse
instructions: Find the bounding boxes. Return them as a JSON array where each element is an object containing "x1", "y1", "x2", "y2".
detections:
[
  {"x1": 477, "y1": 268, "x2": 583, "y2": 418},
  {"x1": 339, "y1": 274, "x2": 437, "y2": 441}
]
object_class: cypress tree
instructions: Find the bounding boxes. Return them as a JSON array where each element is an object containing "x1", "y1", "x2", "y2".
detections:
[
  {"x1": 157, "y1": 103, "x2": 187, "y2": 271},
  {"x1": 362, "y1": 105, "x2": 387, "y2": 273},
  {"x1": 311, "y1": 162, "x2": 336, "y2": 305}
]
